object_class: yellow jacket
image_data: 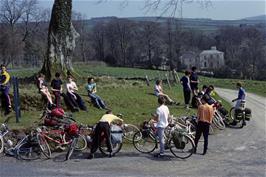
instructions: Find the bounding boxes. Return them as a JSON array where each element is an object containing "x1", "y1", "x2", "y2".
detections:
[{"x1": 0, "y1": 71, "x2": 10, "y2": 86}]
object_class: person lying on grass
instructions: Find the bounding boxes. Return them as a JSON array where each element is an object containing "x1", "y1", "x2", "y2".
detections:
[
  {"x1": 154, "y1": 79, "x2": 179, "y2": 105},
  {"x1": 86, "y1": 77, "x2": 107, "y2": 109}
]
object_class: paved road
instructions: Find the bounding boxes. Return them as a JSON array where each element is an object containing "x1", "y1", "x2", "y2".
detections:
[{"x1": 0, "y1": 88, "x2": 266, "y2": 177}]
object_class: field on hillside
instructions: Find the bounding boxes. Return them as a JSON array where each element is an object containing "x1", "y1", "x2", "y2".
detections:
[{"x1": 5, "y1": 65, "x2": 265, "y2": 129}]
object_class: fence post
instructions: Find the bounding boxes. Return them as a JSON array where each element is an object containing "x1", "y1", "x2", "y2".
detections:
[
  {"x1": 165, "y1": 73, "x2": 171, "y2": 89},
  {"x1": 145, "y1": 75, "x2": 150, "y2": 86},
  {"x1": 12, "y1": 77, "x2": 21, "y2": 123}
]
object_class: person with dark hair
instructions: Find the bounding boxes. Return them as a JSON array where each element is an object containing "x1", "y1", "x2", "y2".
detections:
[
  {"x1": 0, "y1": 65, "x2": 11, "y2": 115},
  {"x1": 86, "y1": 77, "x2": 106, "y2": 109},
  {"x1": 66, "y1": 76, "x2": 87, "y2": 111},
  {"x1": 51, "y1": 72, "x2": 63, "y2": 107},
  {"x1": 203, "y1": 85, "x2": 216, "y2": 105},
  {"x1": 154, "y1": 80, "x2": 178, "y2": 105},
  {"x1": 200, "y1": 85, "x2": 208, "y2": 96},
  {"x1": 180, "y1": 70, "x2": 191, "y2": 109},
  {"x1": 88, "y1": 110, "x2": 123, "y2": 159},
  {"x1": 190, "y1": 66, "x2": 199, "y2": 96},
  {"x1": 152, "y1": 96, "x2": 170, "y2": 158},
  {"x1": 194, "y1": 97, "x2": 214, "y2": 155}
]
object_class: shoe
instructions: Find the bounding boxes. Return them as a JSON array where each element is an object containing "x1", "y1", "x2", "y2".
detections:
[
  {"x1": 108, "y1": 152, "x2": 112, "y2": 158},
  {"x1": 154, "y1": 153, "x2": 165, "y2": 158},
  {"x1": 88, "y1": 153, "x2": 94, "y2": 159},
  {"x1": 202, "y1": 149, "x2": 207, "y2": 155}
]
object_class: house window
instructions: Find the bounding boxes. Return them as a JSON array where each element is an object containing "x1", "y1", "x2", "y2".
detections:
[{"x1": 204, "y1": 61, "x2": 207, "y2": 68}]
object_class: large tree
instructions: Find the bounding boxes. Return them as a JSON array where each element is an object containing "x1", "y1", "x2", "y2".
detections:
[{"x1": 41, "y1": 0, "x2": 79, "y2": 80}]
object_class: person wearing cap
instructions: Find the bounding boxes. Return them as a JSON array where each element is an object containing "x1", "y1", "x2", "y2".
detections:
[
  {"x1": 88, "y1": 110, "x2": 123, "y2": 159},
  {"x1": 194, "y1": 97, "x2": 214, "y2": 155},
  {"x1": 0, "y1": 64, "x2": 11, "y2": 115}
]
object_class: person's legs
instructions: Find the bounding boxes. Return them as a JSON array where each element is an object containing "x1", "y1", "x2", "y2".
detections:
[
  {"x1": 202, "y1": 122, "x2": 210, "y2": 155},
  {"x1": 159, "y1": 93, "x2": 173, "y2": 103},
  {"x1": 2, "y1": 86, "x2": 11, "y2": 115},
  {"x1": 102, "y1": 122, "x2": 112, "y2": 155},
  {"x1": 194, "y1": 121, "x2": 203, "y2": 153},
  {"x1": 67, "y1": 92, "x2": 79, "y2": 108},
  {"x1": 74, "y1": 93, "x2": 87, "y2": 111},
  {"x1": 90, "y1": 94, "x2": 103, "y2": 109},
  {"x1": 53, "y1": 91, "x2": 61, "y2": 107},
  {"x1": 90, "y1": 123, "x2": 101, "y2": 155},
  {"x1": 156, "y1": 127, "x2": 165, "y2": 155},
  {"x1": 184, "y1": 90, "x2": 191, "y2": 108}
]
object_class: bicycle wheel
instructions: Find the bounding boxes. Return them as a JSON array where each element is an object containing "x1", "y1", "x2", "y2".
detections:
[
  {"x1": 133, "y1": 131, "x2": 157, "y2": 153},
  {"x1": 122, "y1": 124, "x2": 140, "y2": 142},
  {"x1": 36, "y1": 134, "x2": 51, "y2": 159},
  {"x1": 99, "y1": 139, "x2": 123, "y2": 156},
  {"x1": 212, "y1": 111, "x2": 225, "y2": 130},
  {"x1": 229, "y1": 107, "x2": 235, "y2": 120},
  {"x1": 0, "y1": 136, "x2": 4, "y2": 154},
  {"x1": 17, "y1": 141, "x2": 41, "y2": 160},
  {"x1": 170, "y1": 134, "x2": 194, "y2": 159},
  {"x1": 74, "y1": 135, "x2": 87, "y2": 151},
  {"x1": 66, "y1": 137, "x2": 78, "y2": 160}
]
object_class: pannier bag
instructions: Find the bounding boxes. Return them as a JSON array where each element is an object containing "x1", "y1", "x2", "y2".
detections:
[
  {"x1": 51, "y1": 108, "x2": 65, "y2": 118},
  {"x1": 110, "y1": 125, "x2": 123, "y2": 144},
  {"x1": 65, "y1": 123, "x2": 79, "y2": 136},
  {"x1": 245, "y1": 108, "x2": 252, "y2": 121},
  {"x1": 172, "y1": 129, "x2": 187, "y2": 149},
  {"x1": 235, "y1": 109, "x2": 243, "y2": 121}
]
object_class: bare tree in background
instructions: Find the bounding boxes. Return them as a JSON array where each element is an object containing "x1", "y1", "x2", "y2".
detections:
[{"x1": 41, "y1": 0, "x2": 79, "y2": 80}]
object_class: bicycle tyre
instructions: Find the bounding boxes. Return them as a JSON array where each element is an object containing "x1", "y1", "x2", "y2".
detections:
[
  {"x1": 170, "y1": 134, "x2": 194, "y2": 159},
  {"x1": 212, "y1": 111, "x2": 225, "y2": 130},
  {"x1": 0, "y1": 136, "x2": 4, "y2": 154},
  {"x1": 17, "y1": 141, "x2": 41, "y2": 160},
  {"x1": 66, "y1": 137, "x2": 78, "y2": 160},
  {"x1": 133, "y1": 131, "x2": 157, "y2": 153},
  {"x1": 99, "y1": 140, "x2": 123, "y2": 156},
  {"x1": 63, "y1": 134, "x2": 87, "y2": 151},
  {"x1": 37, "y1": 134, "x2": 51, "y2": 159},
  {"x1": 122, "y1": 124, "x2": 140, "y2": 142},
  {"x1": 229, "y1": 107, "x2": 235, "y2": 120}
]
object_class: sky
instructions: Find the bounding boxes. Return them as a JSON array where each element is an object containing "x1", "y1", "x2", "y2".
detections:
[{"x1": 38, "y1": 0, "x2": 266, "y2": 20}]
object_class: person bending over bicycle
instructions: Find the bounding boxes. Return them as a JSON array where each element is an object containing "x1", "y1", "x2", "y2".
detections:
[
  {"x1": 88, "y1": 110, "x2": 123, "y2": 159},
  {"x1": 151, "y1": 96, "x2": 170, "y2": 158}
]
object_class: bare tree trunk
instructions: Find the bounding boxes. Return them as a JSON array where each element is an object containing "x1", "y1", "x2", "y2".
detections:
[{"x1": 41, "y1": 0, "x2": 79, "y2": 80}]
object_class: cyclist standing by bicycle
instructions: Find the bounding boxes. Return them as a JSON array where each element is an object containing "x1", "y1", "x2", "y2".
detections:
[
  {"x1": 0, "y1": 64, "x2": 11, "y2": 115},
  {"x1": 152, "y1": 96, "x2": 170, "y2": 158},
  {"x1": 88, "y1": 110, "x2": 123, "y2": 159},
  {"x1": 231, "y1": 82, "x2": 246, "y2": 125},
  {"x1": 194, "y1": 97, "x2": 214, "y2": 155}
]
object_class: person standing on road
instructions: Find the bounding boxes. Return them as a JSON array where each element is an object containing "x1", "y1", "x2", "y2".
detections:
[
  {"x1": 0, "y1": 64, "x2": 11, "y2": 115},
  {"x1": 88, "y1": 110, "x2": 123, "y2": 159},
  {"x1": 180, "y1": 70, "x2": 191, "y2": 109},
  {"x1": 194, "y1": 97, "x2": 214, "y2": 155},
  {"x1": 51, "y1": 72, "x2": 63, "y2": 107},
  {"x1": 152, "y1": 96, "x2": 170, "y2": 158}
]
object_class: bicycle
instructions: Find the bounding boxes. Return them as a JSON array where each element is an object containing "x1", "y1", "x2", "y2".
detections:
[
  {"x1": 229, "y1": 100, "x2": 251, "y2": 128},
  {"x1": 133, "y1": 119, "x2": 195, "y2": 159},
  {"x1": 0, "y1": 123, "x2": 50, "y2": 160},
  {"x1": 66, "y1": 124, "x2": 123, "y2": 160}
]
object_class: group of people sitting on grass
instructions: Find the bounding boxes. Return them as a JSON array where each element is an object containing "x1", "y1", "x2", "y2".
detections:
[{"x1": 37, "y1": 73, "x2": 107, "y2": 111}]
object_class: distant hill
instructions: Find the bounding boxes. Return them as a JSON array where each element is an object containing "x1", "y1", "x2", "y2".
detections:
[
  {"x1": 242, "y1": 15, "x2": 266, "y2": 21},
  {"x1": 84, "y1": 16, "x2": 266, "y2": 33}
]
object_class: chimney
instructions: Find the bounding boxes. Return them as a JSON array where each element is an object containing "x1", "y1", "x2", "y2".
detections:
[{"x1": 211, "y1": 46, "x2": 217, "y2": 50}]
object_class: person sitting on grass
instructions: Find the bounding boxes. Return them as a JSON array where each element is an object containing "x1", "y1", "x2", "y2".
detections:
[
  {"x1": 152, "y1": 96, "x2": 170, "y2": 158},
  {"x1": 86, "y1": 77, "x2": 107, "y2": 109},
  {"x1": 88, "y1": 110, "x2": 123, "y2": 159},
  {"x1": 203, "y1": 85, "x2": 216, "y2": 105},
  {"x1": 154, "y1": 79, "x2": 179, "y2": 105},
  {"x1": 66, "y1": 76, "x2": 87, "y2": 111},
  {"x1": 37, "y1": 73, "x2": 54, "y2": 108}
]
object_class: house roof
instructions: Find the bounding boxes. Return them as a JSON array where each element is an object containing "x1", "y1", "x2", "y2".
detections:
[{"x1": 200, "y1": 49, "x2": 223, "y2": 55}]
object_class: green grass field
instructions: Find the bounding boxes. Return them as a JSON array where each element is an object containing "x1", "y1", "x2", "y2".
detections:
[{"x1": 4, "y1": 65, "x2": 265, "y2": 129}]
